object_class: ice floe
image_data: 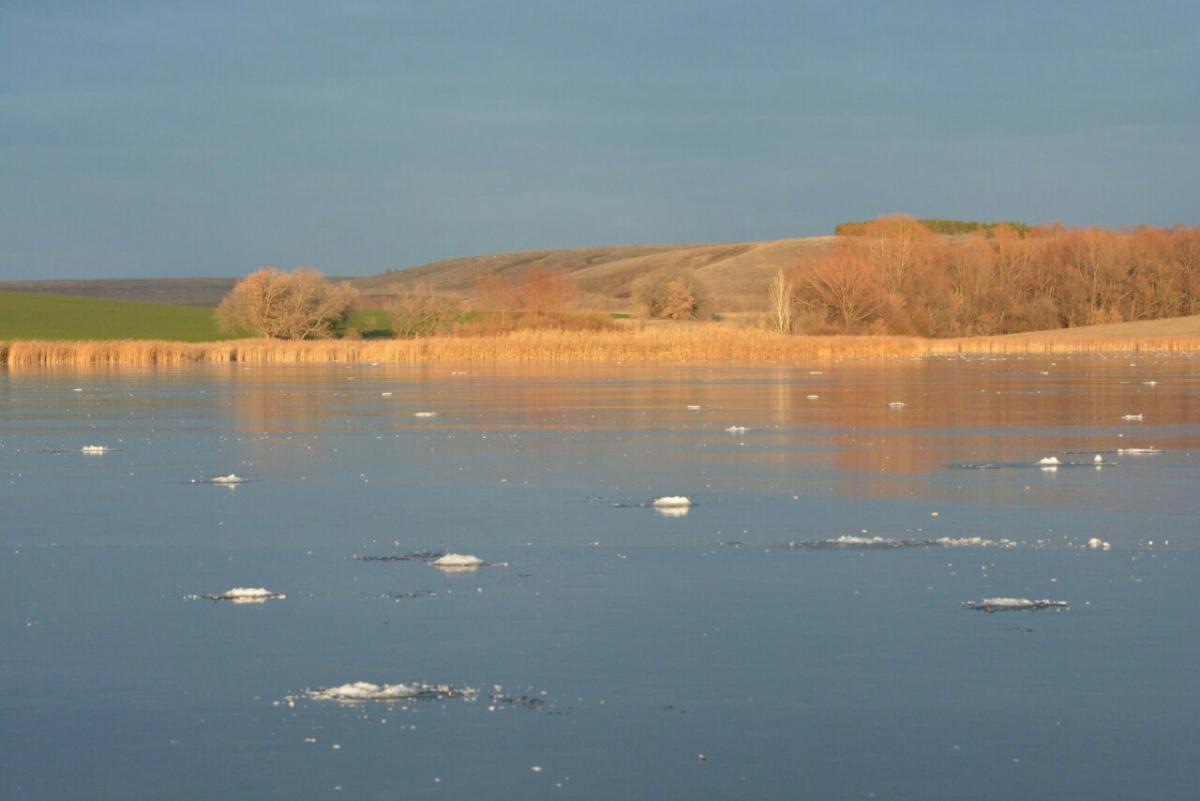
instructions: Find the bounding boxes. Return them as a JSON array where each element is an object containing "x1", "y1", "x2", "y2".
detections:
[
  {"x1": 686, "y1": 405, "x2": 702, "y2": 410},
  {"x1": 1121, "y1": 414, "x2": 1144, "y2": 422},
  {"x1": 432, "y1": 553, "x2": 485, "y2": 568},
  {"x1": 1086, "y1": 537, "x2": 1112, "y2": 551},
  {"x1": 1117, "y1": 447, "x2": 1162, "y2": 455},
  {"x1": 80, "y1": 445, "x2": 109, "y2": 455},
  {"x1": 788, "y1": 535, "x2": 1016, "y2": 550},
  {"x1": 187, "y1": 587, "x2": 286, "y2": 604},
  {"x1": 724, "y1": 426, "x2": 750, "y2": 434},
  {"x1": 963, "y1": 598, "x2": 1068, "y2": 613},
  {"x1": 887, "y1": 401, "x2": 906, "y2": 409},
  {"x1": 300, "y1": 681, "x2": 476, "y2": 703},
  {"x1": 414, "y1": 411, "x2": 438, "y2": 418},
  {"x1": 1037, "y1": 456, "x2": 1061, "y2": 465},
  {"x1": 209, "y1": 474, "x2": 245, "y2": 484}
]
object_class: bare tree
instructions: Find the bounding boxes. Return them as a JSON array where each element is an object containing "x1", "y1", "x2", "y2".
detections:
[
  {"x1": 767, "y1": 269, "x2": 794, "y2": 333},
  {"x1": 387, "y1": 283, "x2": 464, "y2": 337},
  {"x1": 632, "y1": 271, "x2": 711, "y2": 320},
  {"x1": 217, "y1": 267, "x2": 357, "y2": 339},
  {"x1": 795, "y1": 247, "x2": 881, "y2": 329}
]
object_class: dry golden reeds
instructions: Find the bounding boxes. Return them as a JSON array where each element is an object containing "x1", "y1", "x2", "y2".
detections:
[{"x1": 2, "y1": 327, "x2": 1198, "y2": 369}]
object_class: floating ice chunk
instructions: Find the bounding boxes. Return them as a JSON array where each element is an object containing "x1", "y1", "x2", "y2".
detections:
[
  {"x1": 724, "y1": 426, "x2": 750, "y2": 434},
  {"x1": 887, "y1": 401, "x2": 906, "y2": 409},
  {"x1": 80, "y1": 445, "x2": 109, "y2": 455},
  {"x1": 1117, "y1": 447, "x2": 1162, "y2": 455},
  {"x1": 303, "y1": 681, "x2": 475, "y2": 703},
  {"x1": 210, "y1": 474, "x2": 245, "y2": 484},
  {"x1": 414, "y1": 411, "x2": 438, "y2": 418},
  {"x1": 806, "y1": 395, "x2": 819, "y2": 400},
  {"x1": 686, "y1": 405, "x2": 702, "y2": 410},
  {"x1": 963, "y1": 597, "x2": 1068, "y2": 613},
  {"x1": 1142, "y1": 380, "x2": 1158, "y2": 387},
  {"x1": 1086, "y1": 537, "x2": 1112, "y2": 551},
  {"x1": 653, "y1": 496, "x2": 692, "y2": 508},
  {"x1": 72, "y1": 387, "x2": 84, "y2": 392},
  {"x1": 1093, "y1": 454, "x2": 1103, "y2": 464},
  {"x1": 1037, "y1": 457, "x2": 1061, "y2": 465},
  {"x1": 380, "y1": 392, "x2": 393, "y2": 397},
  {"x1": 431, "y1": 553, "x2": 487, "y2": 572},
  {"x1": 934, "y1": 536, "x2": 1017, "y2": 548},
  {"x1": 188, "y1": 587, "x2": 285, "y2": 604},
  {"x1": 1121, "y1": 414, "x2": 1143, "y2": 422}
]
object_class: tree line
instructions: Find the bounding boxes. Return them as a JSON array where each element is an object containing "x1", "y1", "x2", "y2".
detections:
[{"x1": 777, "y1": 215, "x2": 1200, "y2": 336}]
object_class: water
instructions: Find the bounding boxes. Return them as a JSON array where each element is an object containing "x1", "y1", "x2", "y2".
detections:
[{"x1": 2, "y1": 357, "x2": 1197, "y2": 800}]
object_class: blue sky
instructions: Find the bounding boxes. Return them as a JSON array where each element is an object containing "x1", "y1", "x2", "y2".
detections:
[{"x1": 2, "y1": 1, "x2": 1197, "y2": 279}]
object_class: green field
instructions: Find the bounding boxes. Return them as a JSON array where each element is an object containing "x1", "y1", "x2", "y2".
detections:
[{"x1": 0, "y1": 290, "x2": 234, "y2": 341}]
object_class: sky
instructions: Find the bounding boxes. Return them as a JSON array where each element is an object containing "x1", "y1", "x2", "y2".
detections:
[{"x1": 2, "y1": 0, "x2": 1197, "y2": 279}]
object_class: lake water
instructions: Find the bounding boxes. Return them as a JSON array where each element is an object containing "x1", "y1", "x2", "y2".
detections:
[{"x1": 2, "y1": 357, "x2": 1197, "y2": 800}]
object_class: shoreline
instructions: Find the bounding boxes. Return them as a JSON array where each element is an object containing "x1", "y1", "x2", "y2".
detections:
[{"x1": 3, "y1": 328, "x2": 1199, "y2": 367}]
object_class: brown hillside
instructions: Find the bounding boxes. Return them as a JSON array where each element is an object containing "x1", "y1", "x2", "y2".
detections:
[{"x1": 358, "y1": 237, "x2": 837, "y2": 313}]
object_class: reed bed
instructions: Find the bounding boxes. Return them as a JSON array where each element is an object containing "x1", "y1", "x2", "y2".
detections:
[{"x1": 3, "y1": 328, "x2": 1199, "y2": 368}]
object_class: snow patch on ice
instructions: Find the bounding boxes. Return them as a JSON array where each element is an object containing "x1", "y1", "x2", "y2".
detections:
[
  {"x1": 963, "y1": 598, "x2": 1068, "y2": 613},
  {"x1": 80, "y1": 445, "x2": 109, "y2": 455}
]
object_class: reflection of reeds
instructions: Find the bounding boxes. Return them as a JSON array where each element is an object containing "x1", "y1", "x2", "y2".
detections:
[{"x1": 3, "y1": 329, "x2": 1199, "y2": 367}]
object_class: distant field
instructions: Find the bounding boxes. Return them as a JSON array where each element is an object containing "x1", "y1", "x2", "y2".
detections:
[
  {"x1": 0, "y1": 277, "x2": 238, "y2": 306},
  {"x1": 0, "y1": 291, "x2": 234, "y2": 341}
]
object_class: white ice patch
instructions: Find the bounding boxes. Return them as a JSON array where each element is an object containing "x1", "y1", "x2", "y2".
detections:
[
  {"x1": 188, "y1": 587, "x2": 285, "y2": 604},
  {"x1": 963, "y1": 597, "x2": 1068, "y2": 613},
  {"x1": 887, "y1": 401, "x2": 906, "y2": 409},
  {"x1": 80, "y1": 445, "x2": 109, "y2": 455},
  {"x1": 724, "y1": 426, "x2": 750, "y2": 434},
  {"x1": 934, "y1": 536, "x2": 1017, "y2": 548},
  {"x1": 1117, "y1": 447, "x2": 1162, "y2": 455},
  {"x1": 806, "y1": 395, "x2": 819, "y2": 400},
  {"x1": 1121, "y1": 414, "x2": 1144, "y2": 422},
  {"x1": 210, "y1": 474, "x2": 245, "y2": 484},
  {"x1": 1086, "y1": 537, "x2": 1112, "y2": 551},
  {"x1": 1036, "y1": 456, "x2": 1060, "y2": 465},
  {"x1": 686, "y1": 405, "x2": 702, "y2": 410},
  {"x1": 414, "y1": 411, "x2": 438, "y2": 418},
  {"x1": 652, "y1": 496, "x2": 692, "y2": 508},
  {"x1": 431, "y1": 553, "x2": 487, "y2": 572},
  {"x1": 302, "y1": 681, "x2": 476, "y2": 703}
]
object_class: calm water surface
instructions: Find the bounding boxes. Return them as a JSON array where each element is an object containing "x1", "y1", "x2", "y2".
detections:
[{"x1": 2, "y1": 357, "x2": 1197, "y2": 800}]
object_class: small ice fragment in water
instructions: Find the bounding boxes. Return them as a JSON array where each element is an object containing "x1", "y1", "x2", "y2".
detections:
[
  {"x1": 380, "y1": 392, "x2": 393, "y2": 397},
  {"x1": 724, "y1": 426, "x2": 749, "y2": 433},
  {"x1": 1093, "y1": 454, "x2": 1103, "y2": 464},
  {"x1": 210, "y1": 474, "x2": 245, "y2": 484},
  {"x1": 80, "y1": 445, "x2": 109, "y2": 455},
  {"x1": 1086, "y1": 537, "x2": 1111, "y2": 550},
  {"x1": 806, "y1": 395, "x2": 819, "y2": 400},
  {"x1": 414, "y1": 411, "x2": 438, "y2": 418},
  {"x1": 1037, "y1": 457, "x2": 1060, "y2": 465},
  {"x1": 887, "y1": 401, "x2": 906, "y2": 409},
  {"x1": 1121, "y1": 414, "x2": 1143, "y2": 422},
  {"x1": 431, "y1": 553, "x2": 486, "y2": 572},
  {"x1": 652, "y1": 496, "x2": 691, "y2": 508},
  {"x1": 72, "y1": 388, "x2": 84, "y2": 392},
  {"x1": 302, "y1": 681, "x2": 475, "y2": 703},
  {"x1": 189, "y1": 587, "x2": 286, "y2": 604},
  {"x1": 1142, "y1": 380, "x2": 1157, "y2": 387},
  {"x1": 963, "y1": 598, "x2": 1068, "y2": 613},
  {"x1": 1117, "y1": 447, "x2": 1162, "y2": 455},
  {"x1": 687, "y1": 405, "x2": 702, "y2": 410}
]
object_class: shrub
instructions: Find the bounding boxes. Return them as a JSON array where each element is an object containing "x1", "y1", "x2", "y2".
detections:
[
  {"x1": 632, "y1": 271, "x2": 712, "y2": 320},
  {"x1": 216, "y1": 268, "x2": 357, "y2": 339}
]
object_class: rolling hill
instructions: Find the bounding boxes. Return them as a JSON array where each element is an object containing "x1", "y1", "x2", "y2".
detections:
[{"x1": 357, "y1": 236, "x2": 838, "y2": 313}]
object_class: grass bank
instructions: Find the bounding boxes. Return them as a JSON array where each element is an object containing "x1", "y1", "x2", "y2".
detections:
[{"x1": 3, "y1": 325, "x2": 1199, "y2": 367}]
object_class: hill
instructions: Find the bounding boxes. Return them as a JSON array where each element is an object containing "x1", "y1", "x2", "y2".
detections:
[{"x1": 361, "y1": 236, "x2": 837, "y2": 313}]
